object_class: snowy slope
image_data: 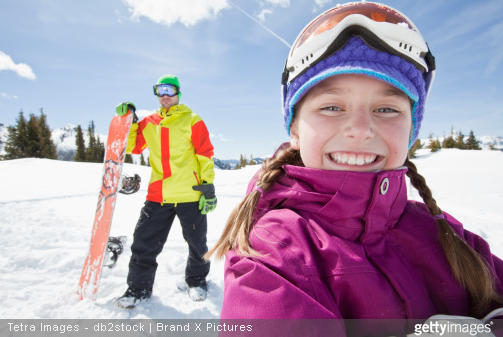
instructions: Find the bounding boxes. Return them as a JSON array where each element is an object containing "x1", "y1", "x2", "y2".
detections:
[{"x1": 0, "y1": 149, "x2": 502, "y2": 319}]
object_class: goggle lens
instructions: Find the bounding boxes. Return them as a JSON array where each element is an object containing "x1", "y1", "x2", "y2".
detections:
[
  {"x1": 155, "y1": 84, "x2": 179, "y2": 97},
  {"x1": 292, "y1": 2, "x2": 415, "y2": 55}
]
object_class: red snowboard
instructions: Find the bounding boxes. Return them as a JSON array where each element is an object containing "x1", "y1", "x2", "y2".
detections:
[{"x1": 78, "y1": 108, "x2": 134, "y2": 301}]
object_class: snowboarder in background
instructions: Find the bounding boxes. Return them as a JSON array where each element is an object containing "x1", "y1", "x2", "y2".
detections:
[{"x1": 114, "y1": 74, "x2": 216, "y2": 309}]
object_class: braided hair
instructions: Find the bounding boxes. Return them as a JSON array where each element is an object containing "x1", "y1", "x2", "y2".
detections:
[
  {"x1": 206, "y1": 146, "x2": 301, "y2": 259},
  {"x1": 405, "y1": 158, "x2": 503, "y2": 317}
]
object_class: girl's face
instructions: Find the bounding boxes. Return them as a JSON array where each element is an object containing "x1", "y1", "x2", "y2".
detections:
[{"x1": 290, "y1": 74, "x2": 412, "y2": 172}]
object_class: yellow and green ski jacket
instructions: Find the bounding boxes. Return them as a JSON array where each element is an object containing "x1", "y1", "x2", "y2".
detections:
[{"x1": 126, "y1": 103, "x2": 215, "y2": 204}]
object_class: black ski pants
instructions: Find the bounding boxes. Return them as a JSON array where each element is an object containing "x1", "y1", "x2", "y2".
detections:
[{"x1": 127, "y1": 201, "x2": 210, "y2": 292}]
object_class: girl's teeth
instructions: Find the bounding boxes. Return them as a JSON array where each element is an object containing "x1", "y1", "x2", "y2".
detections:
[{"x1": 330, "y1": 153, "x2": 377, "y2": 165}]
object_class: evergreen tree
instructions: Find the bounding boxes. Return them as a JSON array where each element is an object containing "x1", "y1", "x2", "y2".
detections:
[
  {"x1": 125, "y1": 154, "x2": 133, "y2": 164},
  {"x1": 235, "y1": 154, "x2": 245, "y2": 170},
  {"x1": 140, "y1": 153, "x2": 146, "y2": 166},
  {"x1": 408, "y1": 139, "x2": 422, "y2": 159},
  {"x1": 85, "y1": 121, "x2": 105, "y2": 162},
  {"x1": 225, "y1": 163, "x2": 230, "y2": 170},
  {"x1": 465, "y1": 130, "x2": 481, "y2": 150},
  {"x1": 3, "y1": 111, "x2": 28, "y2": 159},
  {"x1": 3, "y1": 109, "x2": 57, "y2": 160},
  {"x1": 74, "y1": 125, "x2": 86, "y2": 162},
  {"x1": 240, "y1": 154, "x2": 247, "y2": 168},
  {"x1": 426, "y1": 134, "x2": 441, "y2": 152},
  {"x1": 454, "y1": 131, "x2": 466, "y2": 149},
  {"x1": 427, "y1": 133, "x2": 434, "y2": 148},
  {"x1": 146, "y1": 156, "x2": 151, "y2": 167},
  {"x1": 37, "y1": 109, "x2": 57, "y2": 159},
  {"x1": 249, "y1": 154, "x2": 257, "y2": 165},
  {"x1": 26, "y1": 113, "x2": 42, "y2": 157},
  {"x1": 96, "y1": 135, "x2": 105, "y2": 162},
  {"x1": 85, "y1": 121, "x2": 97, "y2": 162},
  {"x1": 442, "y1": 134, "x2": 455, "y2": 149},
  {"x1": 3, "y1": 124, "x2": 22, "y2": 159},
  {"x1": 489, "y1": 144, "x2": 497, "y2": 151},
  {"x1": 431, "y1": 138, "x2": 442, "y2": 152}
]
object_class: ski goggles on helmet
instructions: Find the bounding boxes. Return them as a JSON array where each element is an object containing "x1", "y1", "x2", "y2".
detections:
[
  {"x1": 153, "y1": 84, "x2": 180, "y2": 97},
  {"x1": 281, "y1": 1, "x2": 435, "y2": 86}
]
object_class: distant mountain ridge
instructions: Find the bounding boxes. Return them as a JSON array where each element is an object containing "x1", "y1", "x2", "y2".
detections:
[{"x1": 213, "y1": 157, "x2": 265, "y2": 170}]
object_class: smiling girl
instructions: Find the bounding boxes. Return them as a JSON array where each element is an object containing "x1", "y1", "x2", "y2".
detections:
[{"x1": 207, "y1": 2, "x2": 503, "y2": 334}]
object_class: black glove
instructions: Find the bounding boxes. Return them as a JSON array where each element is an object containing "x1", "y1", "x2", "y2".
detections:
[{"x1": 192, "y1": 183, "x2": 217, "y2": 214}]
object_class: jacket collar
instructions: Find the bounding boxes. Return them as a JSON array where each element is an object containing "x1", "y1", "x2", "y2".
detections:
[
  {"x1": 157, "y1": 103, "x2": 191, "y2": 118},
  {"x1": 256, "y1": 165, "x2": 409, "y2": 244}
]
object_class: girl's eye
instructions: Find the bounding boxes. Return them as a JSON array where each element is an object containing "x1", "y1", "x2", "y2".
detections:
[
  {"x1": 375, "y1": 107, "x2": 399, "y2": 113},
  {"x1": 322, "y1": 106, "x2": 341, "y2": 111},
  {"x1": 319, "y1": 106, "x2": 343, "y2": 115}
]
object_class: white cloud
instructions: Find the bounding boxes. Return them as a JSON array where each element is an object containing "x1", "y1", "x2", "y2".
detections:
[
  {"x1": 0, "y1": 93, "x2": 18, "y2": 99},
  {"x1": 218, "y1": 134, "x2": 233, "y2": 142},
  {"x1": 258, "y1": 0, "x2": 290, "y2": 19},
  {"x1": 266, "y1": 0, "x2": 289, "y2": 7},
  {"x1": 258, "y1": 9, "x2": 273, "y2": 22},
  {"x1": 121, "y1": 0, "x2": 230, "y2": 27},
  {"x1": 0, "y1": 51, "x2": 36, "y2": 80},
  {"x1": 314, "y1": 0, "x2": 331, "y2": 7},
  {"x1": 136, "y1": 109, "x2": 156, "y2": 118},
  {"x1": 312, "y1": 0, "x2": 332, "y2": 13}
]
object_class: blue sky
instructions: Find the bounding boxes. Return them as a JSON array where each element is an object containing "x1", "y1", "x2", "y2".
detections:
[{"x1": 1, "y1": 0, "x2": 503, "y2": 159}]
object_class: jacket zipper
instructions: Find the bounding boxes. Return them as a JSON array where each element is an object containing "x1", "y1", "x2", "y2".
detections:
[{"x1": 193, "y1": 171, "x2": 200, "y2": 186}]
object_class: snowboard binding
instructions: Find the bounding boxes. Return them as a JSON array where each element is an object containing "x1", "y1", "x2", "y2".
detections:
[
  {"x1": 119, "y1": 174, "x2": 141, "y2": 195},
  {"x1": 104, "y1": 236, "x2": 127, "y2": 269}
]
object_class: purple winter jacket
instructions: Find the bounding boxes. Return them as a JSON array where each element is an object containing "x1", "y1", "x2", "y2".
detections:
[{"x1": 221, "y1": 165, "x2": 503, "y2": 332}]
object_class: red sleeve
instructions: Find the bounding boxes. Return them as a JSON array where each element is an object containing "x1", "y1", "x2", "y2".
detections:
[
  {"x1": 128, "y1": 119, "x2": 147, "y2": 155},
  {"x1": 191, "y1": 120, "x2": 214, "y2": 158}
]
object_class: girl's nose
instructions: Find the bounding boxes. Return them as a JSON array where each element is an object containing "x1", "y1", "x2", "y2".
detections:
[{"x1": 343, "y1": 110, "x2": 375, "y2": 141}]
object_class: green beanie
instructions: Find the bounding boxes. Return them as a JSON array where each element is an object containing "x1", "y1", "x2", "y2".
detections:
[{"x1": 154, "y1": 74, "x2": 181, "y2": 99}]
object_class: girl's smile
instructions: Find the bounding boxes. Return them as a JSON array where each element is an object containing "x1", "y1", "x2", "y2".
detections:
[
  {"x1": 327, "y1": 151, "x2": 380, "y2": 166},
  {"x1": 290, "y1": 74, "x2": 413, "y2": 172}
]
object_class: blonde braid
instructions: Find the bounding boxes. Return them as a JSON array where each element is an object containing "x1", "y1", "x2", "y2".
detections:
[
  {"x1": 206, "y1": 146, "x2": 302, "y2": 260},
  {"x1": 405, "y1": 158, "x2": 503, "y2": 317}
]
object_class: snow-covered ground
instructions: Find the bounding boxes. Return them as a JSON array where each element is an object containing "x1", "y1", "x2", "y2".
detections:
[{"x1": 0, "y1": 149, "x2": 502, "y2": 319}]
